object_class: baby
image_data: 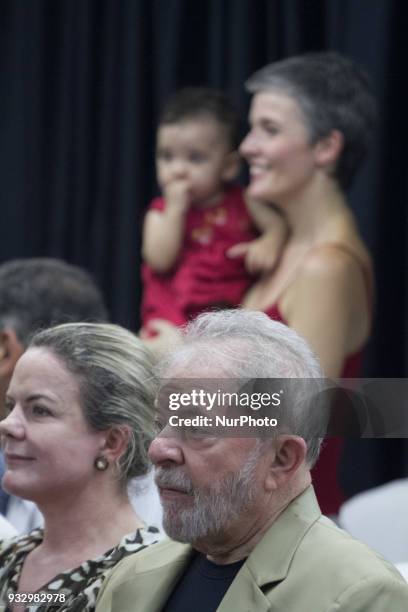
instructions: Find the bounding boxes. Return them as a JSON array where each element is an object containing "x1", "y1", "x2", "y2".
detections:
[{"x1": 141, "y1": 87, "x2": 286, "y2": 338}]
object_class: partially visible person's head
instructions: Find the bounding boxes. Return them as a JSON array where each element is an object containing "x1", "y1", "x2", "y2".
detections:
[
  {"x1": 241, "y1": 51, "x2": 377, "y2": 192},
  {"x1": 150, "y1": 309, "x2": 325, "y2": 545},
  {"x1": 0, "y1": 323, "x2": 157, "y2": 502},
  {"x1": 156, "y1": 87, "x2": 241, "y2": 206},
  {"x1": 0, "y1": 258, "x2": 108, "y2": 418}
]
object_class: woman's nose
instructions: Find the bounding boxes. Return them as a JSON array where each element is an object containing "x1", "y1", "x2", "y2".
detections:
[
  {"x1": 239, "y1": 131, "x2": 257, "y2": 159},
  {"x1": 0, "y1": 407, "x2": 25, "y2": 439}
]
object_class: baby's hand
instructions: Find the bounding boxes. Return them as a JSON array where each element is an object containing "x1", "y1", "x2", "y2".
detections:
[
  {"x1": 227, "y1": 233, "x2": 282, "y2": 275},
  {"x1": 163, "y1": 177, "x2": 191, "y2": 211}
]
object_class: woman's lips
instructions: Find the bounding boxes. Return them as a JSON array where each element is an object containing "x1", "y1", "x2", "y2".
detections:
[
  {"x1": 5, "y1": 453, "x2": 35, "y2": 465},
  {"x1": 249, "y1": 165, "x2": 269, "y2": 181},
  {"x1": 250, "y1": 166, "x2": 265, "y2": 175}
]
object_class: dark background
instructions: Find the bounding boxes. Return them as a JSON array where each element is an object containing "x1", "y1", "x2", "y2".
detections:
[{"x1": 0, "y1": 0, "x2": 406, "y2": 378}]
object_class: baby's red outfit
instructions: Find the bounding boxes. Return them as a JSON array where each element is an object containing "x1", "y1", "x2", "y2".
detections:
[{"x1": 141, "y1": 186, "x2": 257, "y2": 328}]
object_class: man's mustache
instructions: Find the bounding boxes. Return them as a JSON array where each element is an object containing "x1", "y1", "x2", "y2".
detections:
[{"x1": 154, "y1": 467, "x2": 194, "y2": 495}]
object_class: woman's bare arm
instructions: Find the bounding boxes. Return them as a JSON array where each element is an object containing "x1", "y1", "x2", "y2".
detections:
[{"x1": 227, "y1": 194, "x2": 289, "y2": 275}]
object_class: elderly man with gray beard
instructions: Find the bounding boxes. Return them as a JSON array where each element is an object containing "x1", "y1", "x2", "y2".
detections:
[{"x1": 96, "y1": 310, "x2": 408, "y2": 612}]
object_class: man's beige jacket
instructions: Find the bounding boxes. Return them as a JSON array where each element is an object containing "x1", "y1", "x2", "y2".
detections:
[{"x1": 96, "y1": 487, "x2": 408, "y2": 611}]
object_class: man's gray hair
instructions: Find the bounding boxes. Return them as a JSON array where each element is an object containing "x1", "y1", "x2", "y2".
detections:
[
  {"x1": 30, "y1": 322, "x2": 157, "y2": 483},
  {"x1": 160, "y1": 309, "x2": 326, "y2": 466}
]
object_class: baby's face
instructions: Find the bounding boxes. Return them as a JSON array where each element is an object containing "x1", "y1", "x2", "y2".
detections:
[{"x1": 156, "y1": 117, "x2": 238, "y2": 207}]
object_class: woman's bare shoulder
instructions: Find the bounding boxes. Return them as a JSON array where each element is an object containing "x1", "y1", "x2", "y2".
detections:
[
  {"x1": 299, "y1": 211, "x2": 372, "y2": 283},
  {"x1": 301, "y1": 241, "x2": 369, "y2": 277},
  {"x1": 283, "y1": 233, "x2": 372, "y2": 321}
]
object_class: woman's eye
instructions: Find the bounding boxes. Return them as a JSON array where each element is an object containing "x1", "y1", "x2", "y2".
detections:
[
  {"x1": 32, "y1": 405, "x2": 52, "y2": 417},
  {"x1": 263, "y1": 124, "x2": 279, "y2": 135},
  {"x1": 4, "y1": 399, "x2": 14, "y2": 415}
]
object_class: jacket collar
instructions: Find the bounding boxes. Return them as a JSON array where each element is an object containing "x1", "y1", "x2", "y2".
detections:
[
  {"x1": 244, "y1": 485, "x2": 321, "y2": 586},
  {"x1": 218, "y1": 486, "x2": 322, "y2": 611},
  {"x1": 111, "y1": 540, "x2": 193, "y2": 612}
]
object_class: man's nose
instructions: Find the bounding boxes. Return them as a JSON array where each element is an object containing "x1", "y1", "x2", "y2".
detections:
[{"x1": 148, "y1": 433, "x2": 184, "y2": 467}]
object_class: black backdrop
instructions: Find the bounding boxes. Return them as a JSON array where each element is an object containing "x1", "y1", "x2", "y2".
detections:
[{"x1": 0, "y1": 0, "x2": 406, "y2": 377}]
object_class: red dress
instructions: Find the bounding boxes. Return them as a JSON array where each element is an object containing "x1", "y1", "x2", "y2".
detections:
[
  {"x1": 263, "y1": 244, "x2": 372, "y2": 516},
  {"x1": 141, "y1": 186, "x2": 257, "y2": 328}
]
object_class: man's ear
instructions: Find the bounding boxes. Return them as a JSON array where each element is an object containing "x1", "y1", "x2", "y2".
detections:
[
  {"x1": 0, "y1": 328, "x2": 25, "y2": 378},
  {"x1": 264, "y1": 435, "x2": 307, "y2": 491},
  {"x1": 314, "y1": 129, "x2": 344, "y2": 169},
  {"x1": 99, "y1": 425, "x2": 132, "y2": 464},
  {"x1": 222, "y1": 151, "x2": 241, "y2": 182}
]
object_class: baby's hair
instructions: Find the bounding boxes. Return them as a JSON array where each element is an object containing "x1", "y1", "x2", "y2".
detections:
[{"x1": 159, "y1": 87, "x2": 241, "y2": 151}]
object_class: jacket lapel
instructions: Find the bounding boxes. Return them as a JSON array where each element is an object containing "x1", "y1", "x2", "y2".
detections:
[
  {"x1": 111, "y1": 540, "x2": 194, "y2": 612},
  {"x1": 217, "y1": 563, "x2": 271, "y2": 612},
  {"x1": 217, "y1": 487, "x2": 321, "y2": 611},
  {"x1": 246, "y1": 486, "x2": 321, "y2": 586}
]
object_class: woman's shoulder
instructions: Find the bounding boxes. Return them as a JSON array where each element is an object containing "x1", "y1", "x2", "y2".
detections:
[
  {"x1": 291, "y1": 241, "x2": 373, "y2": 327},
  {"x1": 306, "y1": 206, "x2": 370, "y2": 265},
  {"x1": 298, "y1": 226, "x2": 372, "y2": 289},
  {"x1": 0, "y1": 529, "x2": 43, "y2": 598},
  {"x1": 0, "y1": 528, "x2": 42, "y2": 558},
  {"x1": 61, "y1": 526, "x2": 161, "y2": 611},
  {"x1": 283, "y1": 225, "x2": 372, "y2": 309}
]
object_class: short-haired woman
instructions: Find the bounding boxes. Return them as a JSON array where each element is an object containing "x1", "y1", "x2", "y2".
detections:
[{"x1": 239, "y1": 51, "x2": 376, "y2": 514}]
